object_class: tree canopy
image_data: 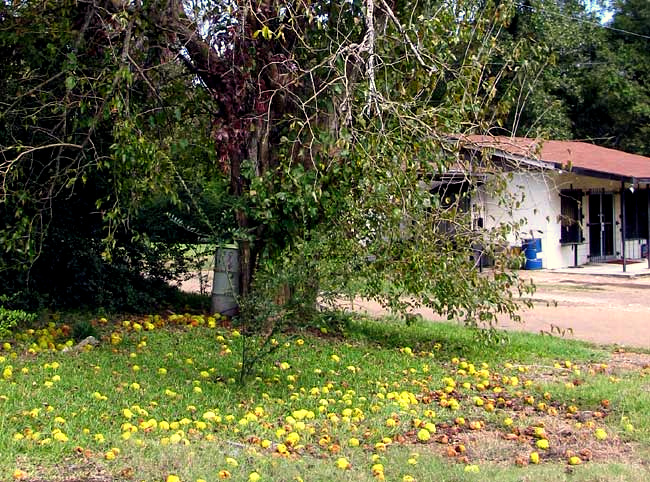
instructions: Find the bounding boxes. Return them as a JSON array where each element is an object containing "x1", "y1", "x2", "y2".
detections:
[
  {"x1": 8, "y1": 0, "x2": 646, "y2": 326},
  {"x1": 498, "y1": 0, "x2": 650, "y2": 155},
  {"x1": 0, "y1": 0, "x2": 221, "y2": 309}
]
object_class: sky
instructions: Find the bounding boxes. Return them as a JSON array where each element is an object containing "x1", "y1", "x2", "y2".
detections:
[{"x1": 585, "y1": 0, "x2": 614, "y2": 23}]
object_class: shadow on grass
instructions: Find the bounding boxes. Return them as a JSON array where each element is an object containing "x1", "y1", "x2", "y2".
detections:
[{"x1": 344, "y1": 314, "x2": 608, "y2": 365}]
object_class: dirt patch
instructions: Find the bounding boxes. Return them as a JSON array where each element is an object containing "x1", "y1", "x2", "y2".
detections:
[
  {"x1": 408, "y1": 355, "x2": 650, "y2": 469},
  {"x1": 500, "y1": 353, "x2": 650, "y2": 387},
  {"x1": 423, "y1": 414, "x2": 639, "y2": 467},
  {"x1": 18, "y1": 455, "x2": 115, "y2": 482},
  {"x1": 606, "y1": 352, "x2": 650, "y2": 373},
  {"x1": 554, "y1": 278, "x2": 650, "y2": 290}
]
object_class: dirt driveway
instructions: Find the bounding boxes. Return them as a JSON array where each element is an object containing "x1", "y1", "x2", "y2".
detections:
[
  {"x1": 503, "y1": 271, "x2": 650, "y2": 348},
  {"x1": 350, "y1": 270, "x2": 650, "y2": 349},
  {"x1": 181, "y1": 269, "x2": 650, "y2": 348}
]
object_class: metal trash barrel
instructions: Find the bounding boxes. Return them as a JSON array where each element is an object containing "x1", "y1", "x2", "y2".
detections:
[{"x1": 210, "y1": 244, "x2": 239, "y2": 315}]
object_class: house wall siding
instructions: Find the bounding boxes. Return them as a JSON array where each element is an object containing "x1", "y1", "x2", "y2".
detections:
[
  {"x1": 480, "y1": 171, "x2": 561, "y2": 268},
  {"x1": 479, "y1": 171, "x2": 647, "y2": 269}
]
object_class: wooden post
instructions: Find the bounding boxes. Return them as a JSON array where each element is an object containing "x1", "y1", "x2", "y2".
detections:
[
  {"x1": 621, "y1": 182, "x2": 627, "y2": 273},
  {"x1": 647, "y1": 187, "x2": 650, "y2": 269}
]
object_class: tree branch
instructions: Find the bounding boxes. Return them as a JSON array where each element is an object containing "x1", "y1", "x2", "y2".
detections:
[{"x1": 377, "y1": 0, "x2": 437, "y2": 74}]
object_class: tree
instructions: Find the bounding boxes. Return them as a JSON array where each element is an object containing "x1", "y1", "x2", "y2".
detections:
[
  {"x1": 484, "y1": 0, "x2": 606, "y2": 139},
  {"x1": 493, "y1": 0, "x2": 650, "y2": 156},
  {"x1": 0, "y1": 0, "x2": 222, "y2": 309},
  {"x1": 572, "y1": 0, "x2": 650, "y2": 154},
  {"x1": 155, "y1": 0, "x2": 535, "y2": 325},
  {"x1": 2, "y1": 1, "x2": 536, "y2": 328}
]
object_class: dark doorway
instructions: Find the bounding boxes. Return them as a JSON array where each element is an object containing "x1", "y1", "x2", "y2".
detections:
[{"x1": 588, "y1": 192, "x2": 614, "y2": 262}]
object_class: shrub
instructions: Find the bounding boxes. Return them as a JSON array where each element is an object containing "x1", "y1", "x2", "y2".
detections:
[
  {"x1": 0, "y1": 295, "x2": 37, "y2": 339},
  {"x1": 72, "y1": 320, "x2": 98, "y2": 343}
]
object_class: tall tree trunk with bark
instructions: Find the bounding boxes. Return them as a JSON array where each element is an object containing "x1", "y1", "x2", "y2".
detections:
[{"x1": 157, "y1": 0, "x2": 294, "y2": 297}]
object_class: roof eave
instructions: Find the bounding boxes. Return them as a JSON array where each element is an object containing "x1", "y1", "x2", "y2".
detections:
[
  {"x1": 559, "y1": 166, "x2": 650, "y2": 185},
  {"x1": 455, "y1": 137, "x2": 650, "y2": 183}
]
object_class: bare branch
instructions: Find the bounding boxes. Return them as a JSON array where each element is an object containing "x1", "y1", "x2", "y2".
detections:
[{"x1": 377, "y1": 0, "x2": 437, "y2": 75}]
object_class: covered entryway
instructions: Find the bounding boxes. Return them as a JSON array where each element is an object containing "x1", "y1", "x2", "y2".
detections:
[
  {"x1": 588, "y1": 192, "x2": 615, "y2": 263},
  {"x1": 456, "y1": 135, "x2": 650, "y2": 270}
]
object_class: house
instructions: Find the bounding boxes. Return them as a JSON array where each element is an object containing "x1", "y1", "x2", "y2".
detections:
[{"x1": 449, "y1": 135, "x2": 650, "y2": 270}]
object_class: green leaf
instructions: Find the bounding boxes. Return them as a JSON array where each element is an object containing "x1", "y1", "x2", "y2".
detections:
[{"x1": 65, "y1": 76, "x2": 76, "y2": 91}]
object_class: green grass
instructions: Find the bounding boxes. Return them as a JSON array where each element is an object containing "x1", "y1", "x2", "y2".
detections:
[
  {"x1": 346, "y1": 316, "x2": 605, "y2": 365},
  {"x1": 1, "y1": 314, "x2": 649, "y2": 481},
  {"x1": 534, "y1": 370, "x2": 650, "y2": 445}
]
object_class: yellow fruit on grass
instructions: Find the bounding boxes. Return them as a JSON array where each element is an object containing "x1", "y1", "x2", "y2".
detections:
[
  {"x1": 595, "y1": 428, "x2": 607, "y2": 440},
  {"x1": 536, "y1": 439, "x2": 549, "y2": 450},
  {"x1": 13, "y1": 469, "x2": 27, "y2": 480},
  {"x1": 417, "y1": 428, "x2": 431, "y2": 442},
  {"x1": 336, "y1": 457, "x2": 351, "y2": 470}
]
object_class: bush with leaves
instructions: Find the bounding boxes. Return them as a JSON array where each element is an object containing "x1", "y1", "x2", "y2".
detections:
[
  {"x1": 0, "y1": 295, "x2": 37, "y2": 340},
  {"x1": 2, "y1": 1, "x2": 539, "y2": 330},
  {"x1": 0, "y1": 0, "x2": 228, "y2": 311}
]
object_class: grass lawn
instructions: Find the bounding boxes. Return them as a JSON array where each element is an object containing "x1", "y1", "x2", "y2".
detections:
[{"x1": 1, "y1": 313, "x2": 649, "y2": 481}]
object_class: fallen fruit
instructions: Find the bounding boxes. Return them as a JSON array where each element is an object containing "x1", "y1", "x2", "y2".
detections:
[{"x1": 536, "y1": 439, "x2": 549, "y2": 450}]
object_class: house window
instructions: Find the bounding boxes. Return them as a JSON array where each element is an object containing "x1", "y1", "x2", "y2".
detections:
[
  {"x1": 430, "y1": 181, "x2": 471, "y2": 235},
  {"x1": 433, "y1": 182, "x2": 470, "y2": 210},
  {"x1": 560, "y1": 190, "x2": 583, "y2": 244},
  {"x1": 624, "y1": 189, "x2": 649, "y2": 239}
]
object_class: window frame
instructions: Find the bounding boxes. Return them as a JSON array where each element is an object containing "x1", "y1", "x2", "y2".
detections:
[
  {"x1": 624, "y1": 189, "x2": 649, "y2": 240},
  {"x1": 559, "y1": 189, "x2": 584, "y2": 244}
]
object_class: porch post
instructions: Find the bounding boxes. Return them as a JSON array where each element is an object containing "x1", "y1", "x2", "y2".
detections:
[
  {"x1": 621, "y1": 182, "x2": 627, "y2": 273},
  {"x1": 647, "y1": 187, "x2": 650, "y2": 269}
]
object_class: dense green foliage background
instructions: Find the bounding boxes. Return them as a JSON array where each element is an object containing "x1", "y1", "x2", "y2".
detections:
[
  {"x1": 499, "y1": 0, "x2": 650, "y2": 155},
  {"x1": 1, "y1": 0, "x2": 648, "y2": 321}
]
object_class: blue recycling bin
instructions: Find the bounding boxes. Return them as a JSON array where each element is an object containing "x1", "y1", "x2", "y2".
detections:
[{"x1": 522, "y1": 238, "x2": 542, "y2": 270}]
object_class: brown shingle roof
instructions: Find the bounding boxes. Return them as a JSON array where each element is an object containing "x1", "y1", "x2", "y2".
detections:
[{"x1": 457, "y1": 135, "x2": 650, "y2": 182}]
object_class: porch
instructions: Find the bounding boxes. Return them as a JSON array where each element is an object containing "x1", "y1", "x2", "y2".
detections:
[
  {"x1": 547, "y1": 259, "x2": 650, "y2": 278},
  {"x1": 454, "y1": 135, "x2": 650, "y2": 271}
]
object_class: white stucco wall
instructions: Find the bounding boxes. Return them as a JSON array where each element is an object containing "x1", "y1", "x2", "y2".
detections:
[
  {"x1": 478, "y1": 170, "x2": 647, "y2": 269},
  {"x1": 478, "y1": 170, "x2": 563, "y2": 268}
]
